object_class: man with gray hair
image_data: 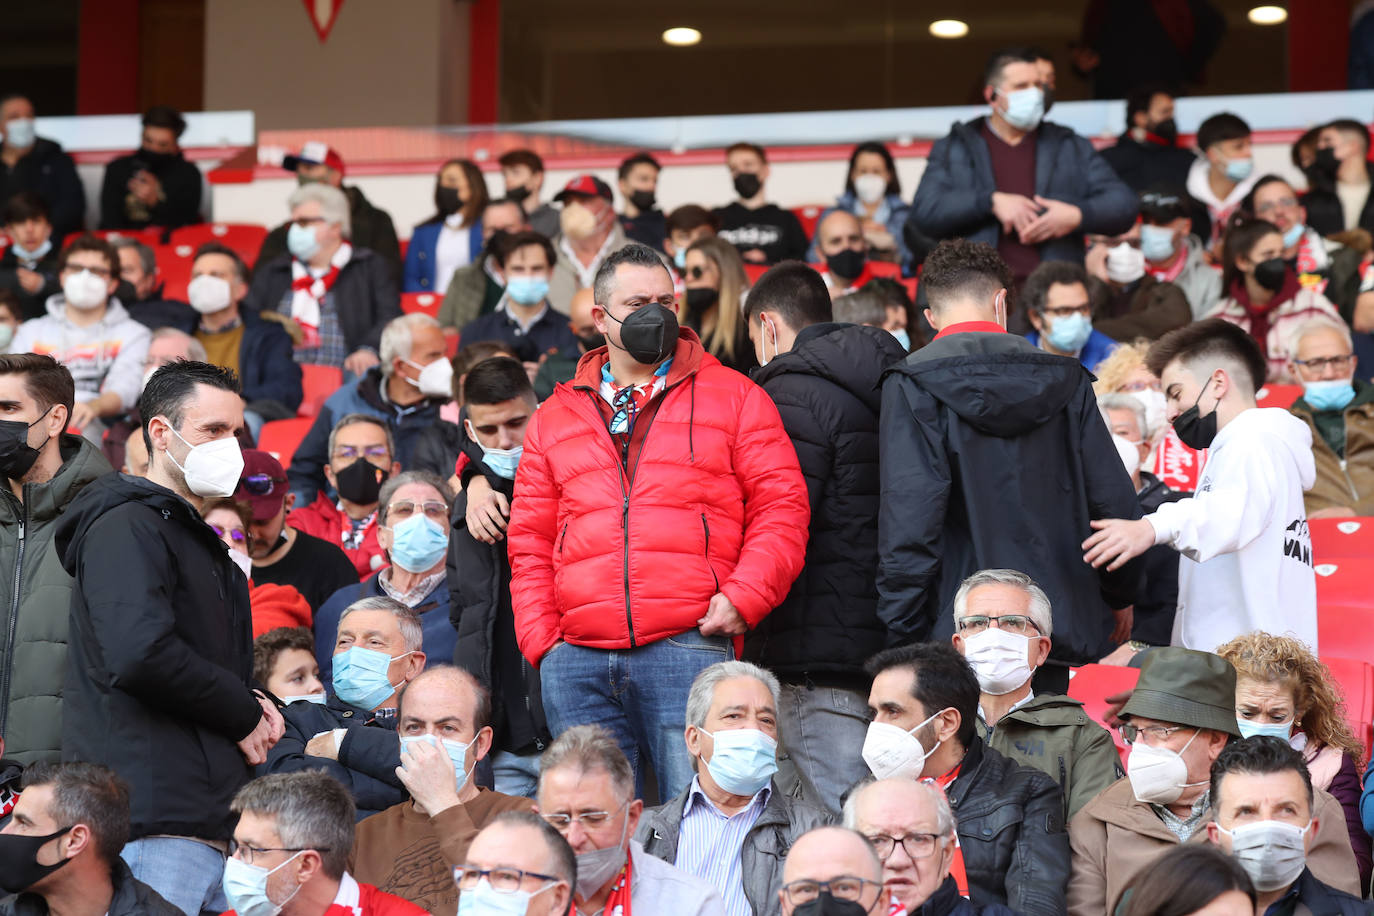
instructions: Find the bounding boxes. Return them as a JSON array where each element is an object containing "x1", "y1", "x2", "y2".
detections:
[
  {"x1": 110, "y1": 237, "x2": 198, "y2": 333},
  {"x1": 537, "y1": 724, "x2": 725, "y2": 916},
  {"x1": 843, "y1": 778, "x2": 1019, "y2": 916},
  {"x1": 777, "y1": 827, "x2": 887, "y2": 916},
  {"x1": 637, "y1": 661, "x2": 830, "y2": 916},
  {"x1": 224, "y1": 771, "x2": 425, "y2": 916},
  {"x1": 287, "y1": 312, "x2": 450, "y2": 508},
  {"x1": 509, "y1": 243, "x2": 808, "y2": 802},
  {"x1": 314, "y1": 471, "x2": 456, "y2": 687},
  {"x1": 1285, "y1": 315, "x2": 1374, "y2": 517},
  {"x1": 247, "y1": 180, "x2": 400, "y2": 377},
  {"x1": 949, "y1": 569, "x2": 1121, "y2": 819},
  {"x1": 261, "y1": 597, "x2": 424, "y2": 817}
]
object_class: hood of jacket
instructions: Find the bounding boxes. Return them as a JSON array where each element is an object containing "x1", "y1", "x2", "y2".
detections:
[
  {"x1": 753, "y1": 322, "x2": 905, "y2": 413},
  {"x1": 1215, "y1": 407, "x2": 1317, "y2": 489},
  {"x1": 8, "y1": 434, "x2": 111, "y2": 524},
  {"x1": 885, "y1": 331, "x2": 1086, "y2": 437},
  {"x1": 41, "y1": 294, "x2": 135, "y2": 326},
  {"x1": 1186, "y1": 156, "x2": 1258, "y2": 209},
  {"x1": 1000, "y1": 691, "x2": 1094, "y2": 728}
]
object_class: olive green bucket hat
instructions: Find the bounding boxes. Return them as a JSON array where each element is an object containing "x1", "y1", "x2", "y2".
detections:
[{"x1": 1120, "y1": 647, "x2": 1242, "y2": 737}]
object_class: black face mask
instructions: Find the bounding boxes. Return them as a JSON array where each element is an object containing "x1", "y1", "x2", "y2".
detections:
[
  {"x1": 0, "y1": 406, "x2": 53, "y2": 481},
  {"x1": 1172, "y1": 379, "x2": 1220, "y2": 450},
  {"x1": 576, "y1": 330, "x2": 606, "y2": 352},
  {"x1": 435, "y1": 185, "x2": 463, "y2": 216},
  {"x1": 0, "y1": 827, "x2": 74, "y2": 895},
  {"x1": 334, "y1": 457, "x2": 389, "y2": 506},
  {"x1": 793, "y1": 892, "x2": 870, "y2": 916},
  {"x1": 505, "y1": 185, "x2": 532, "y2": 204},
  {"x1": 1150, "y1": 118, "x2": 1178, "y2": 145},
  {"x1": 137, "y1": 148, "x2": 177, "y2": 169},
  {"x1": 629, "y1": 189, "x2": 657, "y2": 212},
  {"x1": 1253, "y1": 257, "x2": 1287, "y2": 293},
  {"x1": 826, "y1": 248, "x2": 867, "y2": 282},
  {"x1": 733, "y1": 173, "x2": 762, "y2": 200},
  {"x1": 685, "y1": 287, "x2": 719, "y2": 313},
  {"x1": 1314, "y1": 147, "x2": 1340, "y2": 178},
  {"x1": 607, "y1": 304, "x2": 678, "y2": 365}
]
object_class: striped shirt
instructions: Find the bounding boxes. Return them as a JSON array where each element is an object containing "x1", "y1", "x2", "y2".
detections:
[{"x1": 674, "y1": 777, "x2": 770, "y2": 916}]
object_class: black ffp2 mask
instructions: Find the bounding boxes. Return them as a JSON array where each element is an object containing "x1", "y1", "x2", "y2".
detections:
[
  {"x1": 435, "y1": 185, "x2": 463, "y2": 216},
  {"x1": 334, "y1": 457, "x2": 389, "y2": 506},
  {"x1": 1172, "y1": 379, "x2": 1220, "y2": 450},
  {"x1": 607, "y1": 304, "x2": 678, "y2": 365},
  {"x1": 825, "y1": 248, "x2": 867, "y2": 282},
  {"x1": 733, "y1": 173, "x2": 762, "y2": 200},
  {"x1": 0, "y1": 406, "x2": 53, "y2": 481},
  {"x1": 1253, "y1": 257, "x2": 1287, "y2": 293},
  {"x1": 629, "y1": 189, "x2": 657, "y2": 212},
  {"x1": 793, "y1": 892, "x2": 870, "y2": 916}
]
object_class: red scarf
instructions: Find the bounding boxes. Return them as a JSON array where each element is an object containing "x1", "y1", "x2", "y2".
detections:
[
  {"x1": 290, "y1": 260, "x2": 344, "y2": 348},
  {"x1": 926, "y1": 772, "x2": 969, "y2": 899},
  {"x1": 579, "y1": 852, "x2": 632, "y2": 916},
  {"x1": 1148, "y1": 248, "x2": 1189, "y2": 285}
]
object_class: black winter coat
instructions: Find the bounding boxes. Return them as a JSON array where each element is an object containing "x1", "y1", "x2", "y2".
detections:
[
  {"x1": 259, "y1": 694, "x2": 404, "y2": 818},
  {"x1": 237, "y1": 309, "x2": 304, "y2": 412},
  {"x1": 0, "y1": 138, "x2": 85, "y2": 239},
  {"x1": 0, "y1": 857, "x2": 180, "y2": 914},
  {"x1": 245, "y1": 246, "x2": 401, "y2": 357},
  {"x1": 55, "y1": 473, "x2": 262, "y2": 841},
  {"x1": 949, "y1": 737, "x2": 1070, "y2": 916},
  {"x1": 256, "y1": 185, "x2": 402, "y2": 284},
  {"x1": 0, "y1": 245, "x2": 60, "y2": 321},
  {"x1": 915, "y1": 876, "x2": 1022, "y2": 916},
  {"x1": 413, "y1": 417, "x2": 466, "y2": 479},
  {"x1": 98, "y1": 150, "x2": 204, "y2": 231},
  {"x1": 877, "y1": 330, "x2": 1143, "y2": 666},
  {"x1": 1305, "y1": 159, "x2": 1374, "y2": 237},
  {"x1": 1132, "y1": 472, "x2": 1188, "y2": 646},
  {"x1": 745, "y1": 323, "x2": 905, "y2": 675}
]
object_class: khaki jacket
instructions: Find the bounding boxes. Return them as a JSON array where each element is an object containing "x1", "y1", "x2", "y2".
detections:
[
  {"x1": 1290, "y1": 397, "x2": 1374, "y2": 515},
  {"x1": 1067, "y1": 777, "x2": 1360, "y2": 916}
]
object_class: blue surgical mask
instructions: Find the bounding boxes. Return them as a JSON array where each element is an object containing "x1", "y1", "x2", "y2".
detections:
[
  {"x1": 10, "y1": 238, "x2": 51, "y2": 263},
  {"x1": 1236, "y1": 718, "x2": 1294, "y2": 741},
  {"x1": 1045, "y1": 312, "x2": 1093, "y2": 354},
  {"x1": 222, "y1": 851, "x2": 303, "y2": 916},
  {"x1": 466, "y1": 420, "x2": 523, "y2": 480},
  {"x1": 506, "y1": 276, "x2": 549, "y2": 306},
  {"x1": 280, "y1": 693, "x2": 327, "y2": 705},
  {"x1": 1139, "y1": 224, "x2": 1177, "y2": 263},
  {"x1": 1302, "y1": 380, "x2": 1356, "y2": 412},
  {"x1": 458, "y1": 878, "x2": 547, "y2": 916},
  {"x1": 674, "y1": 247, "x2": 687, "y2": 269},
  {"x1": 332, "y1": 646, "x2": 411, "y2": 710},
  {"x1": 287, "y1": 222, "x2": 320, "y2": 261},
  {"x1": 3, "y1": 118, "x2": 36, "y2": 149},
  {"x1": 890, "y1": 328, "x2": 911, "y2": 351},
  {"x1": 1225, "y1": 156, "x2": 1254, "y2": 182},
  {"x1": 385, "y1": 513, "x2": 449, "y2": 573},
  {"x1": 1282, "y1": 222, "x2": 1304, "y2": 249},
  {"x1": 698, "y1": 727, "x2": 778, "y2": 796},
  {"x1": 0, "y1": 325, "x2": 13, "y2": 351},
  {"x1": 998, "y1": 86, "x2": 1044, "y2": 131},
  {"x1": 400, "y1": 733, "x2": 479, "y2": 792}
]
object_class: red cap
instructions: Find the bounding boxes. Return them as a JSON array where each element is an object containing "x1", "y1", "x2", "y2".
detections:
[
  {"x1": 553, "y1": 174, "x2": 613, "y2": 203},
  {"x1": 235, "y1": 449, "x2": 289, "y2": 522},
  {"x1": 282, "y1": 141, "x2": 346, "y2": 178}
]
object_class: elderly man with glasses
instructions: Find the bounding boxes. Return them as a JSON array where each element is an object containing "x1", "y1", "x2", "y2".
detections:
[
  {"x1": 456, "y1": 811, "x2": 577, "y2": 916},
  {"x1": 776, "y1": 827, "x2": 888, "y2": 916},
  {"x1": 950, "y1": 569, "x2": 1122, "y2": 820}
]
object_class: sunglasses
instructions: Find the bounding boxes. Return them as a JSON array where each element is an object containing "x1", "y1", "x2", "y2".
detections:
[
  {"x1": 240, "y1": 473, "x2": 286, "y2": 497},
  {"x1": 210, "y1": 525, "x2": 247, "y2": 544}
]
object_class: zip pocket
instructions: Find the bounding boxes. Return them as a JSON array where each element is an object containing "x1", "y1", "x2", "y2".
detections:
[
  {"x1": 557, "y1": 522, "x2": 569, "y2": 554},
  {"x1": 701, "y1": 513, "x2": 720, "y2": 591}
]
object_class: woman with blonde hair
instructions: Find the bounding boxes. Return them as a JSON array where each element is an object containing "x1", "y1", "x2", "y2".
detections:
[
  {"x1": 681, "y1": 236, "x2": 756, "y2": 372},
  {"x1": 1215, "y1": 631, "x2": 1371, "y2": 887}
]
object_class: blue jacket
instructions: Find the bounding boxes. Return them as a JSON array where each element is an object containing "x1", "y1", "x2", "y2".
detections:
[
  {"x1": 313, "y1": 570, "x2": 456, "y2": 690},
  {"x1": 459, "y1": 303, "x2": 580, "y2": 364},
  {"x1": 807, "y1": 191, "x2": 914, "y2": 273},
  {"x1": 286, "y1": 367, "x2": 447, "y2": 505},
  {"x1": 1024, "y1": 328, "x2": 1119, "y2": 372},
  {"x1": 909, "y1": 118, "x2": 1138, "y2": 267},
  {"x1": 236, "y1": 310, "x2": 303, "y2": 411},
  {"x1": 403, "y1": 219, "x2": 484, "y2": 292}
]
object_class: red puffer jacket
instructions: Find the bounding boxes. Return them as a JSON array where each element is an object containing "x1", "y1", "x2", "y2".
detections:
[{"x1": 509, "y1": 330, "x2": 809, "y2": 665}]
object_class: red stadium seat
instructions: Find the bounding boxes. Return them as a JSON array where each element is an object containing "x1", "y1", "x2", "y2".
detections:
[
  {"x1": 169, "y1": 223, "x2": 269, "y2": 267},
  {"x1": 791, "y1": 205, "x2": 824, "y2": 241},
  {"x1": 1310, "y1": 517, "x2": 1374, "y2": 560},
  {"x1": 401, "y1": 292, "x2": 440, "y2": 317},
  {"x1": 1322, "y1": 656, "x2": 1374, "y2": 754},
  {"x1": 298, "y1": 364, "x2": 343, "y2": 418},
  {"x1": 257, "y1": 417, "x2": 314, "y2": 469},
  {"x1": 1067, "y1": 663, "x2": 1141, "y2": 766},
  {"x1": 1314, "y1": 558, "x2": 1374, "y2": 659},
  {"x1": 742, "y1": 263, "x2": 769, "y2": 285},
  {"x1": 866, "y1": 261, "x2": 901, "y2": 279},
  {"x1": 1256, "y1": 384, "x2": 1302, "y2": 409},
  {"x1": 155, "y1": 243, "x2": 197, "y2": 301},
  {"x1": 63, "y1": 228, "x2": 163, "y2": 248}
]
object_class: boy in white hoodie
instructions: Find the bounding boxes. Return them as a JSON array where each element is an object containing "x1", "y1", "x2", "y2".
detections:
[
  {"x1": 1186, "y1": 113, "x2": 1258, "y2": 249},
  {"x1": 1083, "y1": 318, "x2": 1318, "y2": 652}
]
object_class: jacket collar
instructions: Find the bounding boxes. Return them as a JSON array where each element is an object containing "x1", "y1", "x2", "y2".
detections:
[
  {"x1": 1081, "y1": 777, "x2": 1187, "y2": 843},
  {"x1": 572, "y1": 327, "x2": 708, "y2": 389},
  {"x1": 945, "y1": 735, "x2": 985, "y2": 807},
  {"x1": 914, "y1": 875, "x2": 963, "y2": 916}
]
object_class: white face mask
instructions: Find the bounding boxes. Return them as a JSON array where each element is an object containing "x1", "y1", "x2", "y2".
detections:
[
  {"x1": 962, "y1": 628, "x2": 1035, "y2": 695},
  {"x1": 1126, "y1": 727, "x2": 1204, "y2": 804},
  {"x1": 1218, "y1": 820, "x2": 1311, "y2": 892},
  {"x1": 3, "y1": 118, "x2": 36, "y2": 149},
  {"x1": 1112, "y1": 432, "x2": 1141, "y2": 477},
  {"x1": 164, "y1": 423, "x2": 245, "y2": 498},
  {"x1": 1106, "y1": 242, "x2": 1146, "y2": 285},
  {"x1": 188, "y1": 274, "x2": 233, "y2": 315},
  {"x1": 404, "y1": 357, "x2": 454, "y2": 399},
  {"x1": 861, "y1": 708, "x2": 948, "y2": 781},
  {"x1": 1129, "y1": 389, "x2": 1166, "y2": 439},
  {"x1": 62, "y1": 270, "x2": 108, "y2": 310},
  {"x1": 853, "y1": 173, "x2": 887, "y2": 205},
  {"x1": 227, "y1": 547, "x2": 253, "y2": 579},
  {"x1": 758, "y1": 315, "x2": 779, "y2": 367}
]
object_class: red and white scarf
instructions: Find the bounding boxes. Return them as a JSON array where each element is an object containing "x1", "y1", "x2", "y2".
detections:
[
  {"x1": 290, "y1": 242, "x2": 352, "y2": 348},
  {"x1": 579, "y1": 852, "x2": 632, "y2": 916}
]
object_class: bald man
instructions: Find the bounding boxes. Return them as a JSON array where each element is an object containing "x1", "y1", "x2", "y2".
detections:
[
  {"x1": 534, "y1": 286, "x2": 603, "y2": 400},
  {"x1": 779, "y1": 827, "x2": 887, "y2": 916},
  {"x1": 815, "y1": 210, "x2": 870, "y2": 297}
]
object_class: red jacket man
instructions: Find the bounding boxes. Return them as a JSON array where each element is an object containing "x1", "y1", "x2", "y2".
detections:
[{"x1": 507, "y1": 243, "x2": 808, "y2": 800}]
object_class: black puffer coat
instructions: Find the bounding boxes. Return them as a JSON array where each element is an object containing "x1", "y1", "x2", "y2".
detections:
[{"x1": 744, "y1": 323, "x2": 905, "y2": 675}]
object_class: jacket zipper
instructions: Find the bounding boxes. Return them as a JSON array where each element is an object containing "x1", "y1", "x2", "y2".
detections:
[
  {"x1": 556, "y1": 523, "x2": 568, "y2": 554},
  {"x1": 1339, "y1": 458, "x2": 1359, "y2": 501},
  {"x1": 0, "y1": 488, "x2": 30, "y2": 737},
  {"x1": 701, "y1": 513, "x2": 719, "y2": 592}
]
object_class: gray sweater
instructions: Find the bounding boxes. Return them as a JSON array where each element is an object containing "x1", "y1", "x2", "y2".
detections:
[{"x1": 10, "y1": 295, "x2": 150, "y2": 411}]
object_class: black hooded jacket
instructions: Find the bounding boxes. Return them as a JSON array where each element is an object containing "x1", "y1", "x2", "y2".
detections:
[
  {"x1": 54, "y1": 473, "x2": 262, "y2": 841},
  {"x1": 877, "y1": 329, "x2": 1143, "y2": 666},
  {"x1": 744, "y1": 323, "x2": 906, "y2": 677}
]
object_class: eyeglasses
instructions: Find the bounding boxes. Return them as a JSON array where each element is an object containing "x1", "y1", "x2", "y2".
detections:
[
  {"x1": 1119, "y1": 723, "x2": 1195, "y2": 745},
  {"x1": 63, "y1": 264, "x2": 111, "y2": 279},
  {"x1": 954, "y1": 614, "x2": 1040, "y2": 636},
  {"x1": 454, "y1": 865, "x2": 560, "y2": 894},
  {"x1": 541, "y1": 802, "x2": 627, "y2": 832},
  {"x1": 333, "y1": 445, "x2": 391, "y2": 461},
  {"x1": 1041, "y1": 305, "x2": 1092, "y2": 319},
  {"x1": 780, "y1": 877, "x2": 885, "y2": 907},
  {"x1": 387, "y1": 500, "x2": 448, "y2": 522},
  {"x1": 1255, "y1": 197, "x2": 1299, "y2": 216},
  {"x1": 229, "y1": 840, "x2": 329, "y2": 866},
  {"x1": 240, "y1": 473, "x2": 286, "y2": 496},
  {"x1": 291, "y1": 216, "x2": 325, "y2": 228},
  {"x1": 210, "y1": 524, "x2": 248, "y2": 544},
  {"x1": 1292, "y1": 354, "x2": 1355, "y2": 372},
  {"x1": 866, "y1": 833, "x2": 942, "y2": 861}
]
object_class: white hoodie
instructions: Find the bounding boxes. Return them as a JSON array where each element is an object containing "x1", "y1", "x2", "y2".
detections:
[
  {"x1": 1146, "y1": 407, "x2": 1318, "y2": 653},
  {"x1": 1186, "y1": 157, "x2": 1260, "y2": 246}
]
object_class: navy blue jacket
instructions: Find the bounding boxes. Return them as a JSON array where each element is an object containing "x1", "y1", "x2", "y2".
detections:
[
  {"x1": 915, "y1": 875, "x2": 1021, "y2": 916},
  {"x1": 235, "y1": 310, "x2": 303, "y2": 412},
  {"x1": 909, "y1": 118, "x2": 1137, "y2": 267},
  {"x1": 459, "y1": 303, "x2": 580, "y2": 365},
  {"x1": 313, "y1": 571, "x2": 456, "y2": 690},
  {"x1": 403, "y1": 219, "x2": 484, "y2": 292},
  {"x1": 0, "y1": 138, "x2": 86, "y2": 239}
]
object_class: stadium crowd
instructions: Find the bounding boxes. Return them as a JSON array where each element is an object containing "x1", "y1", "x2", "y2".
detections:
[{"x1": 1, "y1": 44, "x2": 1374, "y2": 916}]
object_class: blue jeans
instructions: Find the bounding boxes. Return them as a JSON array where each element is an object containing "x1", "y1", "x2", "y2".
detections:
[
  {"x1": 777, "y1": 682, "x2": 870, "y2": 816},
  {"x1": 541, "y1": 629, "x2": 733, "y2": 803},
  {"x1": 122, "y1": 836, "x2": 228, "y2": 916},
  {"x1": 491, "y1": 748, "x2": 541, "y2": 798}
]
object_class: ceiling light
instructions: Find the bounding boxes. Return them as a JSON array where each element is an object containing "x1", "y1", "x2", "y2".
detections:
[
  {"x1": 929, "y1": 19, "x2": 970, "y2": 39},
  {"x1": 1247, "y1": 6, "x2": 1287, "y2": 25},
  {"x1": 662, "y1": 27, "x2": 702, "y2": 46}
]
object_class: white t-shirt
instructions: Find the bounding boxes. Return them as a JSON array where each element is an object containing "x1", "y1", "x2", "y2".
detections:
[{"x1": 1147, "y1": 407, "x2": 1318, "y2": 653}]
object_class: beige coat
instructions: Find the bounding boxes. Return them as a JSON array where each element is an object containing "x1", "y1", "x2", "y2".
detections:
[{"x1": 1067, "y1": 777, "x2": 1360, "y2": 916}]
